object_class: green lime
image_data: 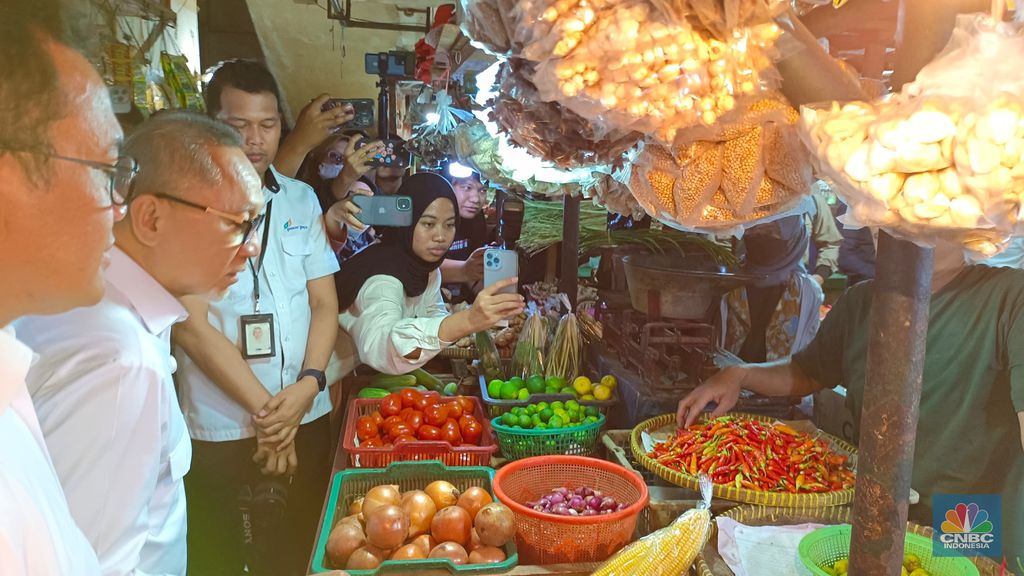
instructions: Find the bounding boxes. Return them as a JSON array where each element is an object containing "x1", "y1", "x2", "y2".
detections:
[
  {"x1": 509, "y1": 376, "x2": 524, "y2": 388},
  {"x1": 500, "y1": 382, "x2": 521, "y2": 400},
  {"x1": 501, "y1": 412, "x2": 517, "y2": 426},
  {"x1": 518, "y1": 414, "x2": 532, "y2": 428},
  {"x1": 517, "y1": 388, "x2": 530, "y2": 400},
  {"x1": 539, "y1": 408, "x2": 554, "y2": 422},
  {"x1": 536, "y1": 402, "x2": 549, "y2": 411},
  {"x1": 544, "y1": 386, "x2": 559, "y2": 394},
  {"x1": 512, "y1": 425, "x2": 522, "y2": 429},
  {"x1": 549, "y1": 415, "x2": 564, "y2": 429},
  {"x1": 527, "y1": 404, "x2": 538, "y2": 414},
  {"x1": 565, "y1": 400, "x2": 580, "y2": 411},
  {"x1": 551, "y1": 401, "x2": 565, "y2": 411},
  {"x1": 559, "y1": 387, "x2": 575, "y2": 395},
  {"x1": 545, "y1": 375, "x2": 565, "y2": 389},
  {"x1": 586, "y1": 415, "x2": 599, "y2": 423},
  {"x1": 531, "y1": 414, "x2": 541, "y2": 426},
  {"x1": 567, "y1": 408, "x2": 580, "y2": 423},
  {"x1": 526, "y1": 375, "x2": 546, "y2": 394},
  {"x1": 443, "y1": 382, "x2": 458, "y2": 396},
  {"x1": 584, "y1": 406, "x2": 599, "y2": 418},
  {"x1": 536, "y1": 423, "x2": 548, "y2": 430},
  {"x1": 488, "y1": 379, "x2": 503, "y2": 399}
]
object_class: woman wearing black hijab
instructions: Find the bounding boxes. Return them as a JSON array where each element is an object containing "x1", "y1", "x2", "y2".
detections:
[{"x1": 336, "y1": 173, "x2": 524, "y2": 374}]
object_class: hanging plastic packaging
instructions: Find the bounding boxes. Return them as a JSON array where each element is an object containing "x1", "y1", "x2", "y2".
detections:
[{"x1": 800, "y1": 13, "x2": 1024, "y2": 258}]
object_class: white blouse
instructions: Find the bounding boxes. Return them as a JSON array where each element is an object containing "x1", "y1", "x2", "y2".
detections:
[{"x1": 337, "y1": 270, "x2": 452, "y2": 375}]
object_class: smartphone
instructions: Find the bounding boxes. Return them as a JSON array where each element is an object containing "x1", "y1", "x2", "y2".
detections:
[
  {"x1": 322, "y1": 98, "x2": 374, "y2": 130},
  {"x1": 352, "y1": 195, "x2": 414, "y2": 227},
  {"x1": 356, "y1": 138, "x2": 411, "y2": 169},
  {"x1": 483, "y1": 249, "x2": 518, "y2": 295}
]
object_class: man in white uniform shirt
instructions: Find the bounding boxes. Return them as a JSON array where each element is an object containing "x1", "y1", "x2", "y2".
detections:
[
  {"x1": 15, "y1": 112, "x2": 264, "y2": 576},
  {"x1": 0, "y1": 1, "x2": 126, "y2": 573},
  {"x1": 173, "y1": 59, "x2": 341, "y2": 576}
]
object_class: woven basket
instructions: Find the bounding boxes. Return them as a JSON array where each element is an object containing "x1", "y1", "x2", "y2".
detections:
[
  {"x1": 631, "y1": 413, "x2": 858, "y2": 507},
  {"x1": 438, "y1": 346, "x2": 478, "y2": 360},
  {"x1": 696, "y1": 505, "x2": 1009, "y2": 576}
]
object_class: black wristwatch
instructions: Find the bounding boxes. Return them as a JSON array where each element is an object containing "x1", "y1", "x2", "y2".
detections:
[{"x1": 299, "y1": 368, "x2": 327, "y2": 392}]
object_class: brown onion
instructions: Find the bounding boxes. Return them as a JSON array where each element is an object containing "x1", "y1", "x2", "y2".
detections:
[
  {"x1": 424, "y1": 480, "x2": 460, "y2": 510},
  {"x1": 346, "y1": 545, "x2": 385, "y2": 570},
  {"x1": 431, "y1": 506, "x2": 472, "y2": 547},
  {"x1": 428, "y1": 542, "x2": 469, "y2": 565},
  {"x1": 468, "y1": 545, "x2": 507, "y2": 564},
  {"x1": 456, "y1": 487, "x2": 493, "y2": 522},
  {"x1": 338, "y1": 513, "x2": 363, "y2": 528},
  {"x1": 468, "y1": 528, "x2": 482, "y2": 552},
  {"x1": 325, "y1": 521, "x2": 365, "y2": 568},
  {"x1": 474, "y1": 503, "x2": 516, "y2": 547},
  {"x1": 401, "y1": 490, "x2": 437, "y2": 538},
  {"x1": 362, "y1": 485, "x2": 401, "y2": 517},
  {"x1": 349, "y1": 497, "x2": 364, "y2": 515},
  {"x1": 364, "y1": 505, "x2": 409, "y2": 551},
  {"x1": 410, "y1": 534, "x2": 437, "y2": 555},
  {"x1": 389, "y1": 543, "x2": 427, "y2": 560}
]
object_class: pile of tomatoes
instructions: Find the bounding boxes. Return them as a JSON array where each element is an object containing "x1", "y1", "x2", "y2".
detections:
[{"x1": 356, "y1": 389, "x2": 485, "y2": 448}]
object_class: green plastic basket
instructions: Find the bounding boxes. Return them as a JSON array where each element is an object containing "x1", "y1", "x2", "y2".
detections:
[
  {"x1": 311, "y1": 461, "x2": 518, "y2": 574},
  {"x1": 490, "y1": 414, "x2": 605, "y2": 460},
  {"x1": 798, "y1": 525, "x2": 980, "y2": 576}
]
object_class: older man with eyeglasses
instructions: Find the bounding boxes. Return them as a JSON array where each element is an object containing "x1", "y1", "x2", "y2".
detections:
[{"x1": 14, "y1": 111, "x2": 263, "y2": 576}]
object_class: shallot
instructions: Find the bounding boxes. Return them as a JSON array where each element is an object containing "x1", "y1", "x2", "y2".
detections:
[{"x1": 526, "y1": 486, "x2": 627, "y2": 517}]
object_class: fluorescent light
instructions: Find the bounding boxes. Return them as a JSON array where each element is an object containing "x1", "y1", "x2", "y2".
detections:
[
  {"x1": 425, "y1": 111, "x2": 441, "y2": 124},
  {"x1": 448, "y1": 161, "x2": 474, "y2": 178}
]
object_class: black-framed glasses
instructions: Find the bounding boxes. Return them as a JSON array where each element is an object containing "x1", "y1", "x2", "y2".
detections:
[
  {"x1": 149, "y1": 193, "x2": 265, "y2": 245},
  {"x1": 47, "y1": 153, "x2": 138, "y2": 207}
]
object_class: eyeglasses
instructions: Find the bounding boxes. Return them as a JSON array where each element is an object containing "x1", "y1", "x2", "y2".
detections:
[
  {"x1": 8, "y1": 151, "x2": 138, "y2": 208},
  {"x1": 149, "y1": 193, "x2": 265, "y2": 245}
]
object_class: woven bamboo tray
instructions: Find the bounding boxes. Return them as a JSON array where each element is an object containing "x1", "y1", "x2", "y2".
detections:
[
  {"x1": 631, "y1": 413, "x2": 858, "y2": 507},
  {"x1": 437, "y1": 346, "x2": 478, "y2": 360},
  {"x1": 696, "y1": 505, "x2": 1009, "y2": 576}
]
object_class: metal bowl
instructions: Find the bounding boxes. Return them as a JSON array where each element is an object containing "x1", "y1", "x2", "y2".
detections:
[{"x1": 622, "y1": 254, "x2": 762, "y2": 320}]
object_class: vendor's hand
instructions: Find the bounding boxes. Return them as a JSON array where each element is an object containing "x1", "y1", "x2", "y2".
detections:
[
  {"x1": 340, "y1": 135, "x2": 385, "y2": 183},
  {"x1": 469, "y1": 278, "x2": 525, "y2": 331},
  {"x1": 812, "y1": 274, "x2": 826, "y2": 286},
  {"x1": 253, "y1": 437, "x2": 298, "y2": 477},
  {"x1": 253, "y1": 377, "x2": 319, "y2": 446},
  {"x1": 326, "y1": 185, "x2": 374, "y2": 233},
  {"x1": 676, "y1": 366, "x2": 746, "y2": 428},
  {"x1": 462, "y1": 247, "x2": 487, "y2": 283},
  {"x1": 287, "y1": 94, "x2": 354, "y2": 154}
]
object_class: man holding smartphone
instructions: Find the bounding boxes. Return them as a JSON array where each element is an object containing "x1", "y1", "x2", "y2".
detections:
[{"x1": 173, "y1": 59, "x2": 340, "y2": 576}]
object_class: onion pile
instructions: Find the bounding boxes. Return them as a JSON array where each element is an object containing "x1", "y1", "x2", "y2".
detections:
[
  {"x1": 325, "y1": 482, "x2": 517, "y2": 570},
  {"x1": 525, "y1": 486, "x2": 629, "y2": 517}
]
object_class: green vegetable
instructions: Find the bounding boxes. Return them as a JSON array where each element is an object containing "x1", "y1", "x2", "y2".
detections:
[
  {"x1": 369, "y1": 374, "x2": 417, "y2": 390},
  {"x1": 357, "y1": 387, "x2": 390, "y2": 398},
  {"x1": 442, "y1": 382, "x2": 459, "y2": 396},
  {"x1": 475, "y1": 330, "x2": 504, "y2": 382},
  {"x1": 411, "y1": 368, "x2": 443, "y2": 392}
]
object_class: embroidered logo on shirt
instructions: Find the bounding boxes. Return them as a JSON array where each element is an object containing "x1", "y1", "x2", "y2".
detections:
[{"x1": 283, "y1": 218, "x2": 309, "y2": 232}]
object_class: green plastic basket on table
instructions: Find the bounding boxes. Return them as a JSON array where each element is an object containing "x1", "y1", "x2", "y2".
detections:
[
  {"x1": 798, "y1": 525, "x2": 980, "y2": 576},
  {"x1": 490, "y1": 414, "x2": 605, "y2": 460}
]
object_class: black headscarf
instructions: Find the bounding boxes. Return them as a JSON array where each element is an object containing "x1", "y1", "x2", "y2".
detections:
[{"x1": 336, "y1": 172, "x2": 459, "y2": 310}]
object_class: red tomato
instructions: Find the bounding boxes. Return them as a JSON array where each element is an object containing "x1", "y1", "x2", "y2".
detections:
[
  {"x1": 399, "y1": 407, "x2": 415, "y2": 420},
  {"x1": 370, "y1": 411, "x2": 384, "y2": 427},
  {"x1": 389, "y1": 422, "x2": 413, "y2": 439},
  {"x1": 424, "y1": 404, "x2": 450, "y2": 427},
  {"x1": 417, "y1": 425, "x2": 442, "y2": 441},
  {"x1": 413, "y1": 393, "x2": 431, "y2": 411},
  {"x1": 356, "y1": 416, "x2": 379, "y2": 441},
  {"x1": 394, "y1": 434, "x2": 418, "y2": 445},
  {"x1": 380, "y1": 393, "x2": 402, "y2": 417},
  {"x1": 442, "y1": 420, "x2": 463, "y2": 446},
  {"x1": 446, "y1": 400, "x2": 464, "y2": 420},
  {"x1": 362, "y1": 437, "x2": 384, "y2": 448},
  {"x1": 403, "y1": 410, "x2": 424, "y2": 432},
  {"x1": 460, "y1": 418, "x2": 483, "y2": 445},
  {"x1": 422, "y1": 390, "x2": 442, "y2": 406},
  {"x1": 383, "y1": 415, "x2": 404, "y2": 430},
  {"x1": 400, "y1": 388, "x2": 423, "y2": 409},
  {"x1": 454, "y1": 396, "x2": 476, "y2": 416}
]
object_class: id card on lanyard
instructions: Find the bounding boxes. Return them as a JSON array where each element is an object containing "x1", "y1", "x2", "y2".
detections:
[{"x1": 240, "y1": 201, "x2": 275, "y2": 359}]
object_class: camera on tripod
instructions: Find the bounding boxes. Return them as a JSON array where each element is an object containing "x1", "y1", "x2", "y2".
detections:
[{"x1": 364, "y1": 51, "x2": 415, "y2": 78}]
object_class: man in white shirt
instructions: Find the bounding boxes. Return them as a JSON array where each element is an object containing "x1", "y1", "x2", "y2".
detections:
[
  {"x1": 15, "y1": 112, "x2": 264, "y2": 576},
  {"x1": 0, "y1": 1, "x2": 126, "y2": 573},
  {"x1": 173, "y1": 59, "x2": 340, "y2": 576}
]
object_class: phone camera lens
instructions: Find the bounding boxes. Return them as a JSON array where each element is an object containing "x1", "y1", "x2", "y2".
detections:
[{"x1": 398, "y1": 198, "x2": 411, "y2": 210}]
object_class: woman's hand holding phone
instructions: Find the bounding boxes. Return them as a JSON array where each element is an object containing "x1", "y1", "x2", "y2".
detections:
[
  {"x1": 327, "y1": 186, "x2": 374, "y2": 233},
  {"x1": 469, "y1": 278, "x2": 525, "y2": 331}
]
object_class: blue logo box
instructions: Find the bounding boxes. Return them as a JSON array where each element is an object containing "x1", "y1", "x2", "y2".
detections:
[{"x1": 932, "y1": 494, "x2": 1002, "y2": 558}]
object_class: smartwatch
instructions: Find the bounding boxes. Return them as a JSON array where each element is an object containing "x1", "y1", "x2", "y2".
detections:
[{"x1": 299, "y1": 368, "x2": 327, "y2": 392}]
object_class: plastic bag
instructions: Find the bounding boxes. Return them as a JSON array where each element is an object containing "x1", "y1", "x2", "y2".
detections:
[
  {"x1": 799, "y1": 13, "x2": 1024, "y2": 257},
  {"x1": 510, "y1": 303, "x2": 548, "y2": 378},
  {"x1": 628, "y1": 94, "x2": 813, "y2": 233},
  {"x1": 545, "y1": 295, "x2": 582, "y2": 383},
  {"x1": 591, "y1": 475, "x2": 713, "y2": 575},
  {"x1": 520, "y1": 0, "x2": 784, "y2": 144},
  {"x1": 475, "y1": 329, "x2": 505, "y2": 382}
]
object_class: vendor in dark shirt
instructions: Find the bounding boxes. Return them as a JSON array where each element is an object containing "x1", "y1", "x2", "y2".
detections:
[{"x1": 438, "y1": 162, "x2": 491, "y2": 300}]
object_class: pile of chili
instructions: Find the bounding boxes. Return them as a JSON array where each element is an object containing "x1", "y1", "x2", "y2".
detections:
[{"x1": 648, "y1": 416, "x2": 856, "y2": 493}]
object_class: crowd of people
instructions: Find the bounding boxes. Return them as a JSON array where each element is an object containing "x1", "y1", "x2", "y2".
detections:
[{"x1": 1, "y1": 1, "x2": 1021, "y2": 574}]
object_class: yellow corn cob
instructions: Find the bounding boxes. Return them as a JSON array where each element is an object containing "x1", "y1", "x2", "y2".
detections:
[{"x1": 590, "y1": 507, "x2": 712, "y2": 576}]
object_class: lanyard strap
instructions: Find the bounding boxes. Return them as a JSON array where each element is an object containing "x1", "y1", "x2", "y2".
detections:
[{"x1": 248, "y1": 200, "x2": 274, "y2": 313}]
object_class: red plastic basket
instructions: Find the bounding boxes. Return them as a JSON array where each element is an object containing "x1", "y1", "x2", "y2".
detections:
[
  {"x1": 492, "y1": 455, "x2": 649, "y2": 564},
  {"x1": 341, "y1": 396, "x2": 498, "y2": 468}
]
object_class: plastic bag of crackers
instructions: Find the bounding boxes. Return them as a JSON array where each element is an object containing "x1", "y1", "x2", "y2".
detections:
[
  {"x1": 800, "y1": 13, "x2": 1024, "y2": 257},
  {"x1": 627, "y1": 93, "x2": 813, "y2": 233}
]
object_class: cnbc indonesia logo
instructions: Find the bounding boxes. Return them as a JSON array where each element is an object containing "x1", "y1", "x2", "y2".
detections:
[{"x1": 938, "y1": 502, "x2": 995, "y2": 552}]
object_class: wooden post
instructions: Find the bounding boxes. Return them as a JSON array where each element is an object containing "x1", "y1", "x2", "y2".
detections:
[{"x1": 560, "y1": 193, "x2": 581, "y2": 310}]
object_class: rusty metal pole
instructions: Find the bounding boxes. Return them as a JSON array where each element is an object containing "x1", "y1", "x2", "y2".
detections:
[
  {"x1": 560, "y1": 193, "x2": 581, "y2": 310},
  {"x1": 847, "y1": 233, "x2": 932, "y2": 575}
]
